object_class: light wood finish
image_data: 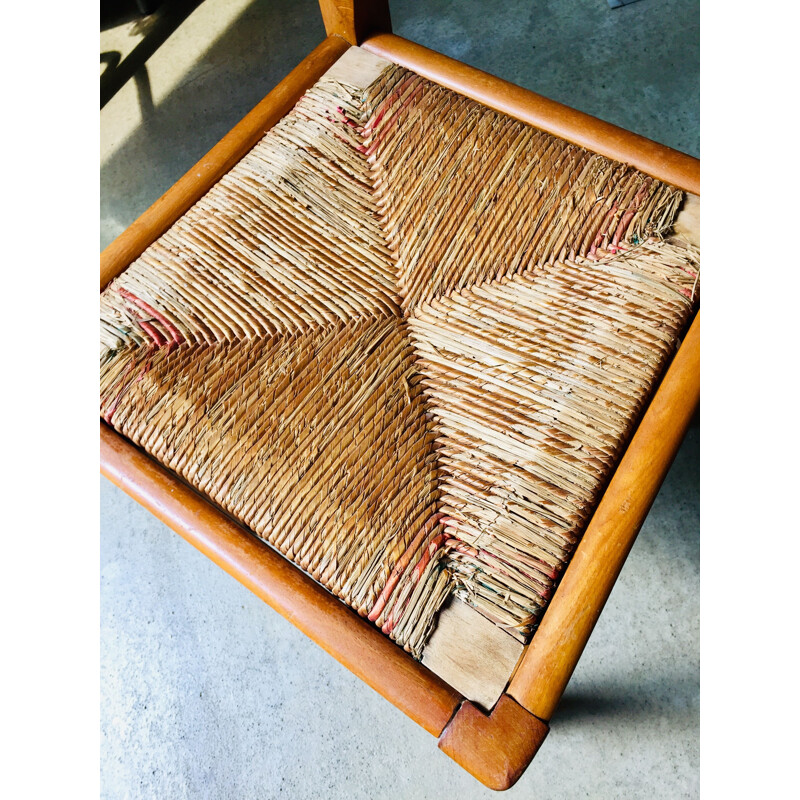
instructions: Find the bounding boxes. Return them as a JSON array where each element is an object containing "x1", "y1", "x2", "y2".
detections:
[
  {"x1": 438, "y1": 695, "x2": 549, "y2": 791},
  {"x1": 674, "y1": 193, "x2": 700, "y2": 247},
  {"x1": 508, "y1": 313, "x2": 700, "y2": 721},
  {"x1": 318, "y1": 0, "x2": 391, "y2": 45},
  {"x1": 361, "y1": 33, "x2": 699, "y2": 195},
  {"x1": 100, "y1": 421, "x2": 462, "y2": 736},
  {"x1": 100, "y1": 35, "x2": 350, "y2": 290},
  {"x1": 421, "y1": 599, "x2": 524, "y2": 712}
]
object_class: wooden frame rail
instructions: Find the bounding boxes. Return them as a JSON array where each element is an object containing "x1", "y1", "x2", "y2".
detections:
[
  {"x1": 508, "y1": 313, "x2": 700, "y2": 720},
  {"x1": 101, "y1": 421, "x2": 462, "y2": 736},
  {"x1": 360, "y1": 33, "x2": 698, "y2": 195},
  {"x1": 100, "y1": 4, "x2": 699, "y2": 787}
]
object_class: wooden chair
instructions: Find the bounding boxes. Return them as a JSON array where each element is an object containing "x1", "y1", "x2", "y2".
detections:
[{"x1": 100, "y1": 1, "x2": 699, "y2": 789}]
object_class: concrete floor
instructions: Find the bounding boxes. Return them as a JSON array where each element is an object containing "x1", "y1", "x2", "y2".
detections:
[{"x1": 100, "y1": 1, "x2": 699, "y2": 797}]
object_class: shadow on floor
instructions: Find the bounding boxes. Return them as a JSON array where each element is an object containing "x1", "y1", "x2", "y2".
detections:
[
  {"x1": 556, "y1": 663, "x2": 699, "y2": 727},
  {"x1": 101, "y1": 0, "x2": 150, "y2": 32},
  {"x1": 100, "y1": 0, "x2": 324, "y2": 249},
  {"x1": 101, "y1": 0, "x2": 206, "y2": 109}
]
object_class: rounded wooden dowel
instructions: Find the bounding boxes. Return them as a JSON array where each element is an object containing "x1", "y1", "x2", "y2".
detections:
[
  {"x1": 507, "y1": 313, "x2": 700, "y2": 721},
  {"x1": 361, "y1": 33, "x2": 699, "y2": 195},
  {"x1": 100, "y1": 35, "x2": 350, "y2": 290}
]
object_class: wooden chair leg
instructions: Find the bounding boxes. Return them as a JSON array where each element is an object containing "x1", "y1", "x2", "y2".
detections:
[{"x1": 318, "y1": 0, "x2": 392, "y2": 45}]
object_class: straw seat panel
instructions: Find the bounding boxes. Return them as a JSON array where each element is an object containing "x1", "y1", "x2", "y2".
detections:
[{"x1": 100, "y1": 46, "x2": 699, "y2": 661}]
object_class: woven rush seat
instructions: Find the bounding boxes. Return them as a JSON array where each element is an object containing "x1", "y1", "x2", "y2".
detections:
[{"x1": 100, "y1": 47, "x2": 699, "y2": 693}]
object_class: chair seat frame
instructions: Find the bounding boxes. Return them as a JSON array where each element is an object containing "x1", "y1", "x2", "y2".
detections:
[{"x1": 100, "y1": 3, "x2": 699, "y2": 789}]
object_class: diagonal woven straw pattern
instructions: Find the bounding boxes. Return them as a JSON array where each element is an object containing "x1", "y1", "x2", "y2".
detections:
[
  {"x1": 100, "y1": 47, "x2": 699, "y2": 658},
  {"x1": 408, "y1": 244, "x2": 697, "y2": 639}
]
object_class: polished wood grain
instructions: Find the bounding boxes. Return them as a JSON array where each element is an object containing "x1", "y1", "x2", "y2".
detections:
[
  {"x1": 508, "y1": 313, "x2": 700, "y2": 721},
  {"x1": 100, "y1": 35, "x2": 350, "y2": 290},
  {"x1": 361, "y1": 33, "x2": 699, "y2": 195},
  {"x1": 318, "y1": 0, "x2": 391, "y2": 45},
  {"x1": 101, "y1": 421, "x2": 463, "y2": 736},
  {"x1": 438, "y1": 695, "x2": 549, "y2": 791}
]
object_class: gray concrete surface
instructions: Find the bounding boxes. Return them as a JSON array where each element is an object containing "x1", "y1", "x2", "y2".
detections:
[{"x1": 100, "y1": 1, "x2": 699, "y2": 797}]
